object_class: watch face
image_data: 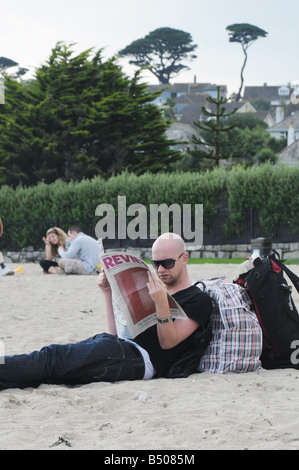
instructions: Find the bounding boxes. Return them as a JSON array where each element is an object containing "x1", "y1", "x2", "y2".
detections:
[{"x1": 157, "y1": 317, "x2": 172, "y2": 324}]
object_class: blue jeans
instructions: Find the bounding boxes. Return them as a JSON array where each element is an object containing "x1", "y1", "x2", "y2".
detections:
[{"x1": 0, "y1": 333, "x2": 145, "y2": 390}]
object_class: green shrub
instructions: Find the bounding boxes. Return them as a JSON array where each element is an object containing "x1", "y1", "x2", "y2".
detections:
[{"x1": 1, "y1": 164, "x2": 299, "y2": 249}]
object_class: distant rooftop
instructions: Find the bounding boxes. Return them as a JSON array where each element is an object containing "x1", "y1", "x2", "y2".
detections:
[
  {"x1": 147, "y1": 82, "x2": 227, "y2": 95},
  {"x1": 243, "y1": 84, "x2": 292, "y2": 102}
]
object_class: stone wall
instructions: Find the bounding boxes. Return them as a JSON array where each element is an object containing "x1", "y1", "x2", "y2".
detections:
[
  {"x1": 186, "y1": 242, "x2": 299, "y2": 260},
  {"x1": 3, "y1": 247, "x2": 45, "y2": 264},
  {"x1": 2, "y1": 241, "x2": 299, "y2": 264}
]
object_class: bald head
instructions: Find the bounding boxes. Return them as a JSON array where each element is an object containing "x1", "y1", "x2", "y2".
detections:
[{"x1": 152, "y1": 232, "x2": 186, "y2": 257}]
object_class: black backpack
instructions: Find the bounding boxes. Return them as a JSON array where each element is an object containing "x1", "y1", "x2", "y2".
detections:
[
  {"x1": 235, "y1": 250, "x2": 299, "y2": 370},
  {"x1": 165, "y1": 322, "x2": 213, "y2": 378}
]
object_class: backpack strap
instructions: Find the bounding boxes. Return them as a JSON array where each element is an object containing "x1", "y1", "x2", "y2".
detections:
[
  {"x1": 194, "y1": 280, "x2": 206, "y2": 291},
  {"x1": 268, "y1": 250, "x2": 299, "y2": 294}
]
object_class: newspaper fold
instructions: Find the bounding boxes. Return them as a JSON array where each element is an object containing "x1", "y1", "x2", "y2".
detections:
[{"x1": 100, "y1": 250, "x2": 187, "y2": 339}]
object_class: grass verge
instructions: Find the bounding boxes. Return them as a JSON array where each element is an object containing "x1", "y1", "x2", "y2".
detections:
[{"x1": 145, "y1": 258, "x2": 299, "y2": 265}]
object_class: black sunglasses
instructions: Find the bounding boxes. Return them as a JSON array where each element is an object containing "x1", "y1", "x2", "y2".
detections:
[{"x1": 151, "y1": 252, "x2": 185, "y2": 270}]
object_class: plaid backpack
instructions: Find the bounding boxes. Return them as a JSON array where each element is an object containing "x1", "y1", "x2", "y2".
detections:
[
  {"x1": 235, "y1": 250, "x2": 299, "y2": 369},
  {"x1": 196, "y1": 278, "x2": 263, "y2": 374}
]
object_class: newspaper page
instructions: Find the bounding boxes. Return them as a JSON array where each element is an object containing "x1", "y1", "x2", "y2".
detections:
[{"x1": 99, "y1": 250, "x2": 187, "y2": 338}]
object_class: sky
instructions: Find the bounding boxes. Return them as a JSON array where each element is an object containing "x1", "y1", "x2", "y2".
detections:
[{"x1": 1, "y1": 0, "x2": 298, "y2": 96}]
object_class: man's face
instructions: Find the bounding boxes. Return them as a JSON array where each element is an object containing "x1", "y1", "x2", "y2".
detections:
[
  {"x1": 151, "y1": 244, "x2": 185, "y2": 287},
  {"x1": 68, "y1": 231, "x2": 77, "y2": 242}
]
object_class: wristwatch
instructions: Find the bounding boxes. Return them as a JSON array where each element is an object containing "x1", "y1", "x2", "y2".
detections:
[{"x1": 157, "y1": 317, "x2": 172, "y2": 324}]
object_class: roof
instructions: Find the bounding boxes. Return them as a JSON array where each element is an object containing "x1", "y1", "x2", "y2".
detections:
[
  {"x1": 269, "y1": 110, "x2": 299, "y2": 131},
  {"x1": 279, "y1": 139, "x2": 299, "y2": 166},
  {"x1": 243, "y1": 85, "x2": 288, "y2": 101},
  {"x1": 147, "y1": 82, "x2": 227, "y2": 95}
]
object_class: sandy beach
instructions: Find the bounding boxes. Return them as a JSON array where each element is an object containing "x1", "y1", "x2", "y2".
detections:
[{"x1": 1, "y1": 261, "x2": 299, "y2": 451}]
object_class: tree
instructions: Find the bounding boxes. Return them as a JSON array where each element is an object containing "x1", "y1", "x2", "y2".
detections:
[
  {"x1": 222, "y1": 114, "x2": 285, "y2": 167},
  {"x1": 0, "y1": 57, "x2": 28, "y2": 80},
  {"x1": 119, "y1": 27, "x2": 197, "y2": 84},
  {"x1": 257, "y1": 148, "x2": 278, "y2": 165},
  {"x1": 0, "y1": 57, "x2": 18, "y2": 72},
  {"x1": 226, "y1": 23, "x2": 268, "y2": 101},
  {"x1": 188, "y1": 87, "x2": 240, "y2": 168},
  {"x1": 0, "y1": 43, "x2": 180, "y2": 186}
]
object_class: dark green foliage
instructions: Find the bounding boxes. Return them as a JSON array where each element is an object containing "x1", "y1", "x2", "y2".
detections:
[
  {"x1": 226, "y1": 23, "x2": 268, "y2": 101},
  {"x1": 119, "y1": 27, "x2": 197, "y2": 84},
  {"x1": 1, "y1": 165, "x2": 299, "y2": 250},
  {"x1": 188, "y1": 86, "x2": 240, "y2": 167},
  {"x1": 0, "y1": 57, "x2": 18, "y2": 71},
  {"x1": 0, "y1": 43, "x2": 180, "y2": 186}
]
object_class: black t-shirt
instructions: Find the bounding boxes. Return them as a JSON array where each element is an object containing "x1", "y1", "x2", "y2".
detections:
[{"x1": 134, "y1": 285, "x2": 212, "y2": 377}]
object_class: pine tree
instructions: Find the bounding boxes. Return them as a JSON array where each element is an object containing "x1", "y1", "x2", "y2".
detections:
[
  {"x1": 188, "y1": 87, "x2": 240, "y2": 168},
  {"x1": 0, "y1": 43, "x2": 180, "y2": 186}
]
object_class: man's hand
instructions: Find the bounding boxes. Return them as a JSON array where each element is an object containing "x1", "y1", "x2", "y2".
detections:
[
  {"x1": 97, "y1": 270, "x2": 111, "y2": 295},
  {"x1": 147, "y1": 271, "x2": 168, "y2": 305},
  {"x1": 97, "y1": 270, "x2": 116, "y2": 334},
  {"x1": 147, "y1": 269, "x2": 199, "y2": 350}
]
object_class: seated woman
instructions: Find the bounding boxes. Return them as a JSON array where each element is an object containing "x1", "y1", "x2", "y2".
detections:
[{"x1": 39, "y1": 227, "x2": 71, "y2": 274}]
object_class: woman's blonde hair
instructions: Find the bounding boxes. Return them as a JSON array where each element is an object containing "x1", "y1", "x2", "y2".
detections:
[{"x1": 46, "y1": 227, "x2": 68, "y2": 256}]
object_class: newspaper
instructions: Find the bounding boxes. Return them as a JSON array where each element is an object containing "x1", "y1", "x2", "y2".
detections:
[{"x1": 99, "y1": 250, "x2": 187, "y2": 339}]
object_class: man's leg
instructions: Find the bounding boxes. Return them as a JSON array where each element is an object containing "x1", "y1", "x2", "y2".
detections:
[
  {"x1": 0, "y1": 333, "x2": 145, "y2": 390},
  {"x1": 58, "y1": 258, "x2": 88, "y2": 275},
  {"x1": 0, "y1": 251, "x2": 14, "y2": 276}
]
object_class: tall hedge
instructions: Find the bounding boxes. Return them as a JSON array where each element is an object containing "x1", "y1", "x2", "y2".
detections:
[
  {"x1": 0, "y1": 164, "x2": 299, "y2": 249},
  {"x1": 227, "y1": 164, "x2": 299, "y2": 234}
]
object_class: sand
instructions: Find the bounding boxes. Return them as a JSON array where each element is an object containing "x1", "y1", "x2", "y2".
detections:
[{"x1": 1, "y1": 262, "x2": 299, "y2": 451}]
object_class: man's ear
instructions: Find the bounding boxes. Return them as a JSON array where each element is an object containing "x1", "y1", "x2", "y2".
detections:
[
  {"x1": 0, "y1": 218, "x2": 3, "y2": 238},
  {"x1": 182, "y1": 251, "x2": 189, "y2": 265}
]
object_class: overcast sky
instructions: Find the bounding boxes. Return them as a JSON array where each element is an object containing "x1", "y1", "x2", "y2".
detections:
[{"x1": 1, "y1": 0, "x2": 298, "y2": 95}]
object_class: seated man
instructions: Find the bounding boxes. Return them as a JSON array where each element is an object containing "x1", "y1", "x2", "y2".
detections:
[
  {"x1": 0, "y1": 233, "x2": 212, "y2": 390},
  {"x1": 57, "y1": 224, "x2": 101, "y2": 275}
]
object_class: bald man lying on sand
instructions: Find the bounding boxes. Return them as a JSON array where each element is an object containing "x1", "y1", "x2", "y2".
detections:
[{"x1": 0, "y1": 233, "x2": 212, "y2": 390}]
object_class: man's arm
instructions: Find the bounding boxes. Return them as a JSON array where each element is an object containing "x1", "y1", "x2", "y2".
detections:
[
  {"x1": 97, "y1": 271, "x2": 117, "y2": 335},
  {"x1": 58, "y1": 238, "x2": 79, "y2": 259},
  {"x1": 147, "y1": 272, "x2": 199, "y2": 349}
]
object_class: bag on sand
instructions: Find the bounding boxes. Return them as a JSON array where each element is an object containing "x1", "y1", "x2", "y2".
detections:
[
  {"x1": 235, "y1": 250, "x2": 299, "y2": 370},
  {"x1": 196, "y1": 278, "x2": 263, "y2": 374},
  {"x1": 166, "y1": 322, "x2": 213, "y2": 378}
]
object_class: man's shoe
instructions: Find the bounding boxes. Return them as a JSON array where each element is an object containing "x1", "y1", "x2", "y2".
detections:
[{"x1": 0, "y1": 267, "x2": 15, "y2": 276}]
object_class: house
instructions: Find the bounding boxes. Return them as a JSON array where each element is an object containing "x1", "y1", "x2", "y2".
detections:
[
  {"x1": 147, "y1": 82, "x2": 227, "y2": 107},
  {"x1": 268, "y1": 110, "x2": 299, "y2": 166},
  {"x1": 278, "y1": 139, "x2": 299, "y2": 167},
  {"x1": 243, "y1": 84, "x2": 293, "y2": 104},
  {"x1": 174, "y1": 93, "x2": 274, "y2": 128},
  {"x1": 164, "y1": 122, "x2": 196, "y2": 152},
  {"x1": 243, "y1": 83, "x2": 299, "y2": 124},
  {"x1": 269, "y1": 111, "x2": 299, "y2": 166},
  {"x1": 267, "y1": 110, "x2": 299, "y2": 141},
  {"x1": 175, "y1": 93, "x2": 212, "y2": 127},
  {"x1": 255, "y1": 110, "x2": 275, "y2": 128}
]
